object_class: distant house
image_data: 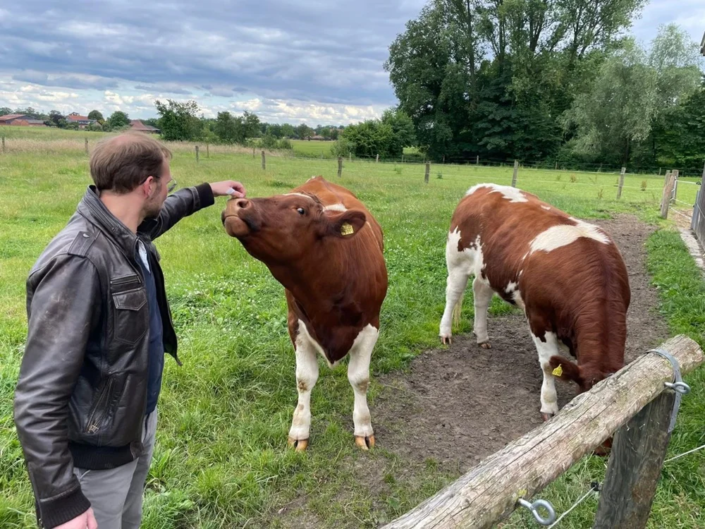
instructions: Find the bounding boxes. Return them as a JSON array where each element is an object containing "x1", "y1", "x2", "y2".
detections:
[
  {"x1": 65, "y1": 113, "x2": 97, "y2": 129},
  {"x1": 130, "y1": 120, "x2": 160, "y2": 134},
  {"x1": 25, "y1": 119, "x2": 46, "y2": 127},
  {"x1": 310, "y1": 135, "x2": 326, "y2": 141},
  {"x1": 0, "y1": 114, "x2": 28, "y2": 125}
]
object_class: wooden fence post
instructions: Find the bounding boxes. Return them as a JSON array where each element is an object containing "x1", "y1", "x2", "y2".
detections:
[
  {"x1": 617, "y1": 167, "x2": 626, "y2": 199},
  {"x1": 512, "y1": 160, "x2": 519, "y2": 187},
  {"x1": 593, "y1": 390, "x2": 676, "y2": 529},
  {"x1": 261, "y1": 150, "x2": 266, "y2": 170},
  {"x1": 2, "y1": 135, "x2": 6, "y2": 153},
  {"x1": 555, "y1": 162, "x2": 558, "y2": 170},
  {"x1": 424, "y1": 162, "x2": 430, "y2": 184},
  {"x1": 376, "y1": 154, "x2": 379, "y2": 163},
  {"x1": 195, "y1": 145, "x2": 199, "y2": 163},
  {"x1": 660, "y1": 171, "x2": 676, "y2": 219},
  {"x1": 702, "y1": 161, "x2": 705, "y2": 180},
  {"x1": 337, "y1": 156, "x2": 343, "y2": 178},
  {"x1": 84, "y1": 138, "x2": 88, "y2": 154},
  {"x1": 206, "y1": 143, "x2": 209, "y2": 158},
  {"x1": 476, "y1": 155, "x2": 479, "y2": 165},
  {"x1": 672, "y1": 170, "x2": 679, "y2": 203}
]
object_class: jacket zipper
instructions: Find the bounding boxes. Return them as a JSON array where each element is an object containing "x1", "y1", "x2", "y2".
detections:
[{"x1": 85, "y1": 378, "x2": 113, "y2": 434}]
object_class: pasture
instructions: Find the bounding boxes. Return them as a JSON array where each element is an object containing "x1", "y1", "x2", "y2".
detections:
[{"x1": 1, "y1": 131, "x2": 704, "y2": 528}]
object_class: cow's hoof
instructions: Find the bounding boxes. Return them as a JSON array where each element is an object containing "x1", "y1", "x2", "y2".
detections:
[
  {"x1": 355, "y1": 435, "x2": 375, "y2": 450},
  {"x1": 441, "y1": 336, "x2": 452, "y2": 345},
  {"x1": 541, "y1": 412, "x2": 554, "y2": 422},
  {"x1": 288, "y1": 437, "x2": 309, "y2": 451},
  {"x1": 479, "y1": 342, "x2": 491, "y2": 349}
]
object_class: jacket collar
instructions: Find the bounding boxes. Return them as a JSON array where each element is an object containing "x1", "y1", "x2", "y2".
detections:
[{"x1": 77, "y1": 185, "x2": 138, "y2": 258}]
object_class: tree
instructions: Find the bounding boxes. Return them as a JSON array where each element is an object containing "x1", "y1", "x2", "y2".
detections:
[
  {"x1": 214, "y1": 112, "x2": 239, "y2": 143},
  {"x1": 108, "y1": 111, "x2": 130, "y2": 129},
  {"x1": 154, "y1": 100, "x2": 201, "y2": 141},
  {"x1": 0, "y1": 107, "x2": 12, "y2": 116},
  {"x1": 381, "y1": 109, "x2": 416, "y2": 155},
  {"x1": 48, "y1": 110, "x2": 66, "y2": 128},
  {"x1": 296, "y1": 124, "x2": 313, "y2": 140},
  {"x1": 564, "y1": 39, "x2": 658, "y2": 164},
  {"x1": 88, "y1": 110, "x2": 104, "y2": 124},
  {"x1": 281, "y1": 123, "x2": 296, "y2": 138}
]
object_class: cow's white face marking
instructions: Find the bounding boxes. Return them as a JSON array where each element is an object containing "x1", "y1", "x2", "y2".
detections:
[
  {"x1": 323, "y1": 203, "x2": 347, "y2": 212},
  {"x1": 466, "y1": 183, "x2": 528, "y2": 203},
  {"x1": 531, "y1": 331, "x2": 560, "y2": 416},
  {"x1": 529, "y1": 219, "x2": 610, "y2": 254}
]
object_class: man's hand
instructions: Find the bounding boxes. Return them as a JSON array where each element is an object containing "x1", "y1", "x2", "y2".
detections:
[
  {"x1": 55, "y1": 508, "x2": 98, "y2": 529},
  {"x1": 211, "y1": 180, "x2": 246, "y2": 198}
]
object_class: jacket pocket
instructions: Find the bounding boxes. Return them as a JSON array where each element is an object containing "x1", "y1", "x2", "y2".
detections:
[
  {"x1": 84, "y1": 376, "x2": 114, "y2": 435},
  {"x1": 111, "y1": 276, "x2": 149, "y2": 346}
]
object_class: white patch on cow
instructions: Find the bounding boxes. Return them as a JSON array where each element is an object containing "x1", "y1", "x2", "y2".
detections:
[
  {"x1": 505, "y1": 281, "x2": 517, "y2": 294},
  {"x1": 348, "y1": 324, "x2": 378, "y2": 437},
  {"x1": 288, "y1": 320, "x2": 321, "y2": 442},
  {"x1": 531, "y1": 331, "x2": 560, "y2": 416},
  {"x1": 529, "y1": 219, "x2": 610, "y2": 254},
  {"x1": 472, "y1": 277, "x2": 493, "y2": 344},
  {"x1": 307, "y1": 175, "x2": 320, "y2": 182},
  {"x1": 323, "y1": 203, "x2": 347, "y2": 212},
  {"x1": 465, "y1": 183, "x2": 528, "y2": 203},
  {"x1": 440, "y1": 229, "x2": 489, "y2": 341},
  {"x1": 541, "y1": 206, "x2": 551, "y2": 210},
  {"x1": 513, "y1": 289, "x2": 526, "y2": 311}
]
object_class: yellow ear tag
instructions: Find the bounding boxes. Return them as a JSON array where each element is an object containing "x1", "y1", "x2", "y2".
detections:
[
  {"x1": 340, "y1": 222, "x2": 354, "y2": 236},
  {"x1": 552, "y1": 365, "x2": 563, "y2": 377}
]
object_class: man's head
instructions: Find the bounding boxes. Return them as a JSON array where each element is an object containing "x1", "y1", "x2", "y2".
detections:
[{"x1": 90, "y1": 132, "x2": 174, "y2": 218}]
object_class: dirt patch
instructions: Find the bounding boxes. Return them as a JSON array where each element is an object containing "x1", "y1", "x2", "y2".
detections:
[{"x1": 372, "y1": 214, "x2": 669, "y2": 472}]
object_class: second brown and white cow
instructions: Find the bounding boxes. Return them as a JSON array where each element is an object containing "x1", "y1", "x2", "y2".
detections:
[
  {"x1": 222, "y1": 176, "x2": 388, "y2": 450},
  {"x1": 440, "y1": 184, "x2": 630, "y2": 419}
]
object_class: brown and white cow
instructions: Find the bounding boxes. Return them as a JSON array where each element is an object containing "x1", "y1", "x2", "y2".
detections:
[
  {"x1": 439, "y1": 184, "x2": 630, "y2": 419},
  {"x1": 222, "y1": 176, "x2": 388, "y2": 450}
]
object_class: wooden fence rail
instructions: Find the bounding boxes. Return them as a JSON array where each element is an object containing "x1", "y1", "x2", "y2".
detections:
[{"x1": 382, "y1": 335, "x2": 703, "y2": 529}]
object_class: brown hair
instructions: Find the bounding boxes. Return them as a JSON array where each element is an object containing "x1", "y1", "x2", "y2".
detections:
[{"x1": 90, "y1": 132, "x2": 172, "y2": 193}]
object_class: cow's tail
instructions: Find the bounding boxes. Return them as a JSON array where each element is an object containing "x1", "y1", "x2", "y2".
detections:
[
  {"x1": 549, "y1": 356, "x2": 582, "y2": 384},
  {"x1": 452, "y1": 292, "x2": 464, "y2": 331}
]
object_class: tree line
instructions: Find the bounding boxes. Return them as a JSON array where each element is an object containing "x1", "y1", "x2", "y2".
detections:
[{"x1": 385, "y1": 0, "x2": 705, "y2": 173}]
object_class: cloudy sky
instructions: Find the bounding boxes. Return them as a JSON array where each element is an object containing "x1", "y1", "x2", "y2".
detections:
[{"x1": 0, "y1": 0, "x2": 703, "y2": 125}]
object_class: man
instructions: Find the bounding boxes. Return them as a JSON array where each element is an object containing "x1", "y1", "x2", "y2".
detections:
[{"x1": 14, "y1": 132, "x2": 245, "y2": 529}]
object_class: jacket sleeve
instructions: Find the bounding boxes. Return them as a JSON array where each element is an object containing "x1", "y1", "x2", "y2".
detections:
[
  {"x1": 14, "y1": 255, "x2": 101, "y2": 529},
  {"x1": 138, "y1": 183, "x2": 214, "y2": 240}
]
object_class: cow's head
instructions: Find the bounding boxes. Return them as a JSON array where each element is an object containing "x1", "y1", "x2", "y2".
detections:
[{"x1": 221, "y1": 192, "x2": 367, "y2": 265}]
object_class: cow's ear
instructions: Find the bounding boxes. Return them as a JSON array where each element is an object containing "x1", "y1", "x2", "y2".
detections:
[{"x1": 321, "y1": 210, "x2": 366, "y2": 239}]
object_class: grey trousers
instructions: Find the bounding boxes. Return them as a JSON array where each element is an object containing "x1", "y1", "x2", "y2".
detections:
[{"x1": 74, "y1": 409, "x2": 158, "y2": 529}]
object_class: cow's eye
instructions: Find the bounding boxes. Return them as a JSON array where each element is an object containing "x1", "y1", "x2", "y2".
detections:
[{"x1": 296, "y1": 207, "x2": 305, "y2": 215}]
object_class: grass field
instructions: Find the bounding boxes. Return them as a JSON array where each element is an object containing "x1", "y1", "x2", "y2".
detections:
[{"x1": 1, "y1": 129, "x2": 704, "y2": 528}]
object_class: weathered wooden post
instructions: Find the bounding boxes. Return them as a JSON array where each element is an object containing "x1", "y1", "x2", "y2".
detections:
[
  {"x1": 261, "y1": 150, "x2": 266, "y2": 170},
  {"x1": 376, "y1": 154, "x2": 379, "y2": 163},
  {"x1": 476, "y1": 155, "x2": 479, "y2": 165},
  {"x1": 424, "y1": 162, "x2": 430, "y2": 184},
  {"x1": 337, "y1": 156, "x2": 343, "y2": 178},
  {"x1": 660, "y1": 171, "x2": 676, "y2": 219},
  {"x1": 195, "y1": 145, "x2": 199, "y2": 163},
  {"x1": 512, "y1": 160, "x2": 519, "y2": 187},
  {"x1": 84, "y1": 138, "x2": 89, "y2": 154},
  {"x1": 672, "y1": 169, "x2": 680, "y2": 203},
  {"x1": 2, "y1": 135, "x2": 6, "y2": 153},
  {"x1": 617, "y1": 167, "x2": 626, "y2": 199},
  {"x1": 206, "y1": 142, "x2": 209, "y2": 158},
  {"x1": 555, "y1": 162, "x2": 558, "y2": 170},
  {"x1": 593, "y1": 390, "x2": 676, "y2": 529}
]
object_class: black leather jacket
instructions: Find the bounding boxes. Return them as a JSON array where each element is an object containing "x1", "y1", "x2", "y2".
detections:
[{"x1": 14, "y1": 183, "x2": 214, "y2": 528}]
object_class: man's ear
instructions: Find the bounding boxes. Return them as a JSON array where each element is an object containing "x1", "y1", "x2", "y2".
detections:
[{"x1": 321, "y1": 210, "x2": 367, "y2": 239}]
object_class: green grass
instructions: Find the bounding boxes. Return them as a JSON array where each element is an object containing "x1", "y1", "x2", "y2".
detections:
[
  {"x1": 1, "y1": 135, "x2": 704, "y2": 528},
  {"x1": 290, "y1": 139, "x2": 336, "y2": 158}
]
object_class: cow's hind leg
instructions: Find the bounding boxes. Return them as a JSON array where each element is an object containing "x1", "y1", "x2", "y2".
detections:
[
  {"x1": 348, "y1": 324, "x2": 379, "y2": 450},
  {"x1": 530, "y1": 328, "x2": 561, "y2": 420},
  {"x1": 288, "y1": 324, "x2": 320, "y2": 451},
  {"x1": 472, "y1": 277, "x2": 493, "y2": 348}
]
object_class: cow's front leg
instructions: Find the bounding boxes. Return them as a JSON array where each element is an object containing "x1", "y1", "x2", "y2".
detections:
[
  {"x1": 348, "y1": 324, "x2": 379, "y2": 450},
  {"x1": 530, "y1": 329, "x2": 561, "y2": 420},
  {"x1": 439, "y1": 270, "x2": 469, "y2": 344},
  {"x1": 473, "y1": 277, "x2": 493, "y2": 348},
  {"x1": 288, "y1": 328, "x2": 319, "y2": 451}
]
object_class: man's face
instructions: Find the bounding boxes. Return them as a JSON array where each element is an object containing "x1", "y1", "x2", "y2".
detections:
[{"x1": 143, "y1": 158, "x2": 172, "y2": 218}]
